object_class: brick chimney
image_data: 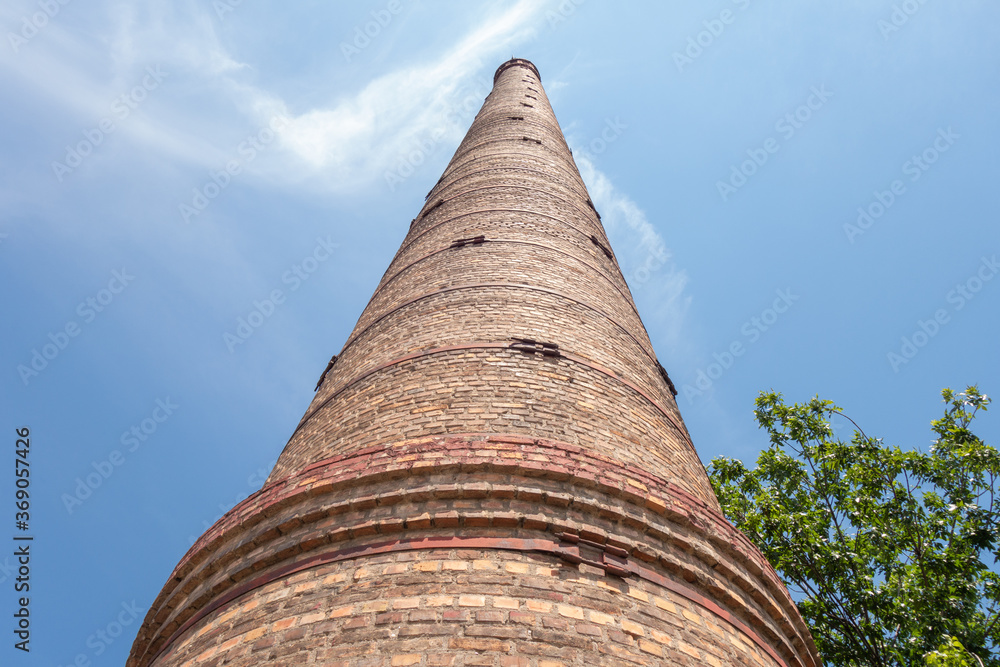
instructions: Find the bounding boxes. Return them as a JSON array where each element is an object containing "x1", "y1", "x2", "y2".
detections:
[{"x1": 128, "y1": 58, "x2": 821, "y2": 667}]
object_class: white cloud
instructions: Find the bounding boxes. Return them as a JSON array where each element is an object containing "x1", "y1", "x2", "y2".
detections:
[
  {"x1": 0, "y1": 0, "x2": 555, "y2": 195},
  {"x1": 256, "y1": 0, "x2": 552, "y2": 189},
  {"x1": 575, "y1": 154, "x2": 691, "y2": 345}
]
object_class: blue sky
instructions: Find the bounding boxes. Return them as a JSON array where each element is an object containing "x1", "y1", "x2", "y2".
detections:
[{"x1": 1, "y1": 1, "x2": 998, "y2": 663}]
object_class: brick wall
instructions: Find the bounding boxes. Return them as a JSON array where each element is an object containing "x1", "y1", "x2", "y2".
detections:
[
  {"x1": 157, "y1": 550, "x2": 787, "y2": 667},
  {"x1": 268, "y1": 58, "x2": 711, "y2": 505},
  {"x1": 129, "y1": 437, "x2": 818, "y2": 667},
  {"x1": 128, "y1": 59, "x2": 822, "y2": 667}
]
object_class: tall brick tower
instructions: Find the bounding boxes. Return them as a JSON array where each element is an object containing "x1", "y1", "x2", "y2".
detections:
[{"x1": 128, "y1": 59, "x2": 821, "y2": 667}]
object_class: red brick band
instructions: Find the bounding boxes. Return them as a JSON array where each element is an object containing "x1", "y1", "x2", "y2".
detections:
[
  {"x1": 188, "y1": 435, "x2": 721, "y2": 584},
  {"x1": 292, "y1": 343, "x2": 690, "y2": 450},
  {"x1": 140, "y1": 436, "x2": 813, "y2": 667},
  {"x1": 152, "y1": 535, "x2": 792, "y2": 667}
]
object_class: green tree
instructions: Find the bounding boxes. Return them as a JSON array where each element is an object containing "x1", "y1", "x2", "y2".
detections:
[
  {"x1": 709, "y1": 387, "x2": 998, "y2": 667},
  {"x1": 925, "y1": 636, "x2": 983, "y2": 667}
]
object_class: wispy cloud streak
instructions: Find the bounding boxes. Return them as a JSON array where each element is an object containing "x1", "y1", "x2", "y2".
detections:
[{"x1": 576, "y1": 155, "x2": 691, "y2": 345}]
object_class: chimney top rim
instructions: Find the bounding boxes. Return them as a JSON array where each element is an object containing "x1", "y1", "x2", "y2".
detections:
[{"x1": 494, "y1": 58, "x2": 541, "y2": 85}]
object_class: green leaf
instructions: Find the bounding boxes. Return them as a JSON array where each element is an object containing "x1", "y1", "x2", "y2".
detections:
[{"x1": 709, "y1": 387, "x2": 998, "y2": 667}]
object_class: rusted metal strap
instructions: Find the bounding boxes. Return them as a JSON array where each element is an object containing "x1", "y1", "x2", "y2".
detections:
[
  {"x1": 585, "y1": 197, "x2": 602, "y2": 221},
  {"x1": 509, "y1": 337, "x2": 561, "y2": 358},
  {"x1": 556, "y1": 531, "x2": 630, "y2": 578},
  {"x1": 655, "y1": 360, "x2": 678, "y2": 397},
  {"x1": 420, "y1": 199, "x2": 444, "y2": 218},
  {"x1": 449, "y1": 235, "x2": 486, "y2": 249},
  {"x1": 590, "y1": 235, "x2": 613, "y2": 260},
  {"x1": 313, "y1": 355, "x2": 338, "y2": 391}
]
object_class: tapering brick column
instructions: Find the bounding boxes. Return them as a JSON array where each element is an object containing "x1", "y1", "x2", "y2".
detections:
[{"x1": 128, "y1": 58, "x2": 821, "y2": 667}]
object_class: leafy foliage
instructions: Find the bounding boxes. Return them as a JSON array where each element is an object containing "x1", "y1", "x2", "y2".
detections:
[
  {"x1": 709, "y1": 387, "x2": 998, "y2": 667},
  {"x1": 925, "y1": 636, "x2": 982, "y2": 667}
]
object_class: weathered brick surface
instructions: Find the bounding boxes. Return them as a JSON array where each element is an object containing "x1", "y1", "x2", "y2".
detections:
[
  {"x1": 266, "y1": 57, "x2": 702, "y2": 497},
  {"x1": 149, "y1": 549, "x2": 789, "y2": 667},
  {"x1": 129, "y1": 438, "x2": 818, "y2": 667},
  {"x1": 128, "y1": 59, "x2": 821, "y2": 667},
  {"x1": 277, "y1": 349, "x2": 704, "y2": 499}
]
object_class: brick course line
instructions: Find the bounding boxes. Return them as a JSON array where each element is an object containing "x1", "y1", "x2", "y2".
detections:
[
  {"x1": 444, "y1": 136, "x2": 577, "y2": 174},
  {"x1": 421, "y1": 167, "x2": 595, "y2": 221},
  {"x1": 448, "y1": 118, "x2": 573, "y2": 157},
  {"x1": 337, "y1": 283, "x2": 655, "y2": 361},
  {"x1": 288, "y1": 343, "x2": 691, "y2": 451},
  {"x1": 426, "y1": 163, "x2": 590, "y2": 201},
  {"x1": 399, "y1": 187, "x2": 609, "y2": 256},
  {"x1": 432, "y1": 151, "x2": 589, "y2": 196},
  {"x1": 129, "y1": 57, "x2": 821, "y2": 667},
  {"x1": 186, "y1": 459, "x2": 778, "y2": 635},
  {"x1": 374, "y1": 240, "x2": 639, "y2": 325},
  {"x1": 230, "y1": 435, "x2": 718, "y2": 547},
  {"x1": 380, "y1": 223, "x2": 627, "y2": 290},
  {"x1": 449, "y1": 117, "x2": 573, "y2": 152},
  {"x1": 149, "y1": 535, "x2": 798, "y2": 667},
  {"x1": 186, "y1": 436, "x2": 723, "y2": 578},
  {"x1": 135, "y1": 436, "x2": 812, "y2": 667}
]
